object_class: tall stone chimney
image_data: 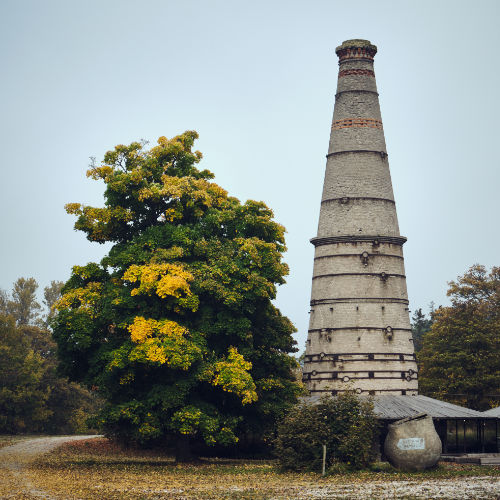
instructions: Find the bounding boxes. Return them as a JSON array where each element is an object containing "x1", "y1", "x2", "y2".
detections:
[{"x1": 303, "y1": 39, "x2": 418, "y2": 396}]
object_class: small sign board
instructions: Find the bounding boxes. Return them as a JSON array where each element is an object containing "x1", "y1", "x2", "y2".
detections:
[{"x1": 397, "y1": 437, "x2": 425, "y2": 450}]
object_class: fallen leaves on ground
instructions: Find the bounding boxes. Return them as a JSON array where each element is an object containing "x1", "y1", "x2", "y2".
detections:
[{"x1": 12, "y1": 438, "x2": 500, "y2": 499}]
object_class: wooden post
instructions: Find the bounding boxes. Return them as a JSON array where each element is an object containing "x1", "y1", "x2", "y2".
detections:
[{"x1": 322, "y1": 444, "x2": 327, "y2": 476}]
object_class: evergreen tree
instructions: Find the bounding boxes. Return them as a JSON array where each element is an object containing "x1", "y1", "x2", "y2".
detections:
[{"x1": 411, "y1": 306, "x2": 433, "y2": 352}]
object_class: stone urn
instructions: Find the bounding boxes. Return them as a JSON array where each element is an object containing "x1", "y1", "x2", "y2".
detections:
[{"x1": 384, "y1": 413, "x2": 442, "y2": 470}]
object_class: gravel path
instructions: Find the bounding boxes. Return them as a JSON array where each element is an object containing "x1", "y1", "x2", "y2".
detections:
[
  {"x1": 289, "y1": 476, "x2": 500, "y2": 499},
  {"x1": 0, "y1": 435, "x2": 101, "y2": 499}
]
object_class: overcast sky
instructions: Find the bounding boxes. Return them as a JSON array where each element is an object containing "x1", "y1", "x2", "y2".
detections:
[{"x1": 1, "y1": 0, "x2": 499, "y2": 350}]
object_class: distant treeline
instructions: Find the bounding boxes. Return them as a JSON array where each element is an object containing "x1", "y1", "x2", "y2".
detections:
[{"x1": 0, "y1": 278, "x2": 101, "y2": 434}]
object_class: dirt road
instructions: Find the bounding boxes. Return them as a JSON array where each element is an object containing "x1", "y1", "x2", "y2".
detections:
[{"x1": 0, "y1": 435, "x2": 100, "y2": 499}]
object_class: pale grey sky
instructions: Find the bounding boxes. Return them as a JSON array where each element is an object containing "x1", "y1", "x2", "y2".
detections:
[{"x1": 1, "y1": 0, "x2": 499, "y2": 349}]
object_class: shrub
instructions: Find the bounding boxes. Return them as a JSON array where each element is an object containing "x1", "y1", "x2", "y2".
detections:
[{"x1": 275, "y1": 393, "x2": 378, "y2": 471}]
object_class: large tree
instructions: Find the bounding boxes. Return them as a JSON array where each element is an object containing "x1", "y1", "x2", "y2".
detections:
[
  {"x1": 418, "y1": 265, "x2": 500, "y2": 410},
  {"x1": 52, "y1": 131, "x2": 300, "y2": 457}
]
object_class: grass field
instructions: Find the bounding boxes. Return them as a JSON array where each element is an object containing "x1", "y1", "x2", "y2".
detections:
[{"x1": 1, "y1": 438, "x2": 495, "y2": 499}]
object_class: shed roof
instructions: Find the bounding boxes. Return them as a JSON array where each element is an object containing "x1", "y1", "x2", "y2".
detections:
[
  {"x1": 305, "y1": 395, "x2": 489, "y2": 420},
  {"x1": 482, "y1": 406, "x2": 500, "y2": 417},
  {"x1": 370, "y1": 395, "x2": 485, "y2": 419}
]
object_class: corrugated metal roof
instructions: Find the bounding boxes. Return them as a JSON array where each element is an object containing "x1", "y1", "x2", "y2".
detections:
[
  {"x1": 370, "y1": 395, "x2": 486, "y2": 419},
  {"x1": 304, "y1": 395, "x2": 490, "y2": 419},
  {"x1": 482, "y1": 406, "x2": 500, "y2": 417}
]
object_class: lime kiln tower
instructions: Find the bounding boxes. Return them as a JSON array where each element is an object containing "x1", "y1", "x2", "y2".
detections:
[{"x1": 303, "y1": 39, "x2": 418, "y2": 396}]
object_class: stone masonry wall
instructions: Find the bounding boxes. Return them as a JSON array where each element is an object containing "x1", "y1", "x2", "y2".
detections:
[{"x1": 321, "y1": 152, "x2": 395, "y2": 200}]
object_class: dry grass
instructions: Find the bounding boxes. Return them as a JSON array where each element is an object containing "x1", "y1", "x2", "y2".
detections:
[
  {"x1": 0, "y1": 468, "x2": 24, "y2": 499},
  {"x1": 0, "y1": 436, "x2": 41, "y2": 499},
  {"x1": 3, "y1": 438, "x2": 499, "y2": 499}
]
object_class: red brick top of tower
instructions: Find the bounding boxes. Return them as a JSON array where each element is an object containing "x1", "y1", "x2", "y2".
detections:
[{"x1": 335, "y1": 39, "x2": 377, "y2": 61}]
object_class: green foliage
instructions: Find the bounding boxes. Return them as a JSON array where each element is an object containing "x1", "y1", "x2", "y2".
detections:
[
  {"x1": 53, "y1": 131, "x2": 301, "y2": 452},
  {"x1": 418, "y1": 265, "x2": 500, "y2": 410},
  {"x1": 411, "y1": 305, "x2": 434, "y2": 352},
  {"x1": 0, "y1": 314, "x2": 51, "y2": 432},
  {"x1": 0, "y1": 289, "x2": 8, "y2": 314},
  {"x1": 275, "y1": 393, "x2": 378, "y2": 471},
  {"x1": 0, "y1": 279, "x2": 101, "y2": 434}
]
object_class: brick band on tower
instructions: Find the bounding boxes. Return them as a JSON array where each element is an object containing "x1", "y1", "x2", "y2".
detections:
[{"x1": 303, "y1": 39, "x2": 418, "y2": 396}]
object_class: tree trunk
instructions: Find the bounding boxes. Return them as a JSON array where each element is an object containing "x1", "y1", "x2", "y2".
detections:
[{"x1": 175, "y1": 435, "x2": 193, "y2": 463}]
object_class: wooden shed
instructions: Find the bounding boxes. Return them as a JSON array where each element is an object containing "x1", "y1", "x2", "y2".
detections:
[{"x1": 307, "y1": 394, "x2": 499, "y2": 454}]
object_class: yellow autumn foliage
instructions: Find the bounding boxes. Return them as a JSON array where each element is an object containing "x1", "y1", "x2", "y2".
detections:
[
  {"x1": 141, "y1": 341, "x2": 167, "y2": 364},
  {"x1": 54, "y1": 282, "x2": 102, "y2": 318},
  {"x1": 86, "y1": 164, "x2": 114, "y2": 180},
  {"x1": 137, "y1": 175, "x2": 227, "y2": 210},
  {"x1": 128, "y1": 337, "x2": 200, "y2": 370},
  {"x1": 128, "y1": 316, "x2": 188, "y2": 344},
  {"x1": 171, "y1": 406, "x2": 202, "y2": 435},
  {"x1": 213, "y1": 347, "x2": 257, "y2": 405},
  {"x1": 128, "y1": 317, "x2": 156, "y2": 343},
  {"x1": 123, "y1": 263, "x2": 196, "y2": 306},
  {"x1": 257, "y1": 377, "x2": 285, "y2": 391},
  {"x1": 64, "y1": 204, "x2": 133, "y2": 224},
  {"x1": 125, "y1": 316, "x2": 200, "y2": 370}
]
